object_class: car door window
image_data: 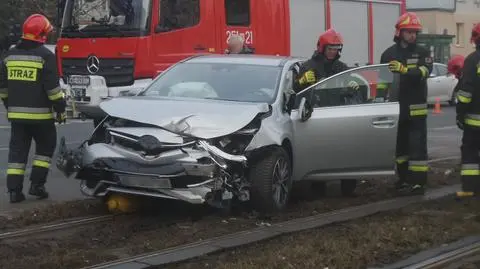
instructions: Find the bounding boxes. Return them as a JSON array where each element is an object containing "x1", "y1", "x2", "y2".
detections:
[
  {"x1": 309, "y1": 64, "x2": 396, "y2": 108},
  {"x1": 431, "y1": 64, "x2": 439, "y2": 77},
  {"x1": 436, "y1": 64, "x2": 448, "y2": 76}
]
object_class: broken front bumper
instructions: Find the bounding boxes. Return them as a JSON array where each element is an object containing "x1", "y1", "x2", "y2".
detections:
[{"x1": 58, "y1": 140, "x2": 247, "y2": 205}]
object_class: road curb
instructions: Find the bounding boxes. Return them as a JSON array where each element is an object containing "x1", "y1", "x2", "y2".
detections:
[{"x1": 82, "y1": 184, "x2": 461, "y2": 269}]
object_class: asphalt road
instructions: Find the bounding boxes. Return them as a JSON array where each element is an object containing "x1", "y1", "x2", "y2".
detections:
[{"x1": 0, "y1": 105, "x2": 461, "y2": 213}]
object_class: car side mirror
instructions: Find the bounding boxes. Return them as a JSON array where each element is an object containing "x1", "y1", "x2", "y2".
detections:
[
  {"x1": 298, "y1": 97, "x2": 312, "y2": 122},
  {"x1": 429, "y1": 73, "x2": 436, "y2": 78}
]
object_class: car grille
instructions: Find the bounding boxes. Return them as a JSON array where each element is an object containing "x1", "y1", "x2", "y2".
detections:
[{"x1": 62, "y1": 58, "x2": 134, "y2": 87}]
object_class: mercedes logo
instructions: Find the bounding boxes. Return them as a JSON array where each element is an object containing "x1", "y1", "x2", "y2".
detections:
[{"x1": 86, "y1": 55, "x2": 100, "y2": 74}]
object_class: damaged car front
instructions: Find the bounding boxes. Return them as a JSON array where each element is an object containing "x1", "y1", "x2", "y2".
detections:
[{"x1": 56, "y1": 55, "x2": 296, "y2": 213}]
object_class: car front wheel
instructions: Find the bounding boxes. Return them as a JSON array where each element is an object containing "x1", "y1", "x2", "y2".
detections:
[{"x1": 249, "y1": 147, "x2": 292, "y2": 214}]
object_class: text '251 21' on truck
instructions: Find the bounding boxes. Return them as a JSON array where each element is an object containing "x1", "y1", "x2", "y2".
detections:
[{"x1": 54, "y1": 0, "x2": 406, "y2": 123}]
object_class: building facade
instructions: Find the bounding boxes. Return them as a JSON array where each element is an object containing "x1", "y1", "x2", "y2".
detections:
[{"x1": 406, "y1": 0, "x2": 479, "y2": 62}]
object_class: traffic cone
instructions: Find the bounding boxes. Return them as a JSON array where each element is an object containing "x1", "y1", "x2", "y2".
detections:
[{"x1": 433, "y1": 97, "x2": 442, "y2": 114}]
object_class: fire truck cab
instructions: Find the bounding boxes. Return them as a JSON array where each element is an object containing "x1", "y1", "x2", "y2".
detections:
[{"x1": 56, "y1": 0, "x2": 405, "y2": 119}]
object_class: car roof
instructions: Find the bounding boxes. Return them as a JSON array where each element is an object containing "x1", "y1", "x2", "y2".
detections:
[{"x1": 182, "y1": 54, "x2": 304, "y2": 67}]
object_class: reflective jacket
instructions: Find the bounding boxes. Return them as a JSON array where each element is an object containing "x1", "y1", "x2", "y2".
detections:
[
  {"x1": 294, "y1": 52, "x2": 350, "y2": 93},
  {"x1": 0, "y1": 39, "x2": 66, "y2": 123},
  {"x1": 380, "y1": 43, "x2": 433, "y2": 120},
  {"x1": 457, "y1": 47, "x2": 480, "y2": 128}
]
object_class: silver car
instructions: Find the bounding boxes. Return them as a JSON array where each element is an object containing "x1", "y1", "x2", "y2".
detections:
[{"x1": 56, "y1": 55, "x2": 400, "y2": 213}]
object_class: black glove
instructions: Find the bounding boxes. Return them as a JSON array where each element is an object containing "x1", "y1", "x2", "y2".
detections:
[
  {"x1": 456, "y1": 115, "x2": 464, "y2": 130},
  {"x1": 56, "y1": 112, "x2": 66, "y2": 124}
]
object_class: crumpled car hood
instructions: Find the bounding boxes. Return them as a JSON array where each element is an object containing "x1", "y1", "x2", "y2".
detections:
[{"x1": 99, "y1": 96, "x2": 270, "y2": 139}]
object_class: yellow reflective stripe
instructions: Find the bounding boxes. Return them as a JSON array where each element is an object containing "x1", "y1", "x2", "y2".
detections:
[
  {"x1": 409, "y1": 165, "x2": 429, "y2": 172},
  {"x1": 456, "y1": 191, "x2": 474, "y2": 197},
  {"x1": 477, "y1": 66, "x2": 480, "y2": 75},
  {"x1": 407, "y1": 64, "x2": 416, "y2": 69},
  {"x1": 465, "y1": 118, "x2": 480, "y2": 126},
  {"x1": 465, "y1": 114, "x2": 480, "y2": 127},
  {"x1": 6, "y1": 60, "x2": 43, "y2": 69},
  {"x1": 7, "y1": 112, "x2": 54, "y2": 120},
  {"x1": 0, "y1": 93, "x2": 7, "y2": 99},
  {"x1": 7, "y1": 168, "x2": 25, "y2": 175},
  {"x1": 410, "y1": 109, "x2": 428, "y2": 116},
  {"x1": 457, "y1": 90, "x2": 472, "y2": 104},
  {"x1": 33, "y1": 160, "x2": 50, "y2": 168},
  {"x1": 396, "y1": 156, "x2": 408, "y2": 164},
  {"x1": 409, "y1": 161, "x2": 429, "y2": 172},
  {"x1": 458, "y1": 95, "x2": 471, "y2": 104},
  {"x1": 377, "y1": 83, "x2": 388, "y2": 90},
  {"x1": 48, "y1": 91, "x2": 64, "y2": 101},
  {"x1": 419, "y1": 66, "x2": 429, "y2": 78},
  {"x1": 461, "y1": 170, "x2": 480, "y2": 176},
  {"x1": 409, "y1": 104, "x2": 428, "y2": 117}
]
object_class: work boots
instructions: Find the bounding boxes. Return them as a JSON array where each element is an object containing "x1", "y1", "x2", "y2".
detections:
[
  {"x1": 28, "y1": 184, "x2": 49, "y2": 199},
  {"x1": 9, "y1": 191, "x2": 26, "y2": 203}
]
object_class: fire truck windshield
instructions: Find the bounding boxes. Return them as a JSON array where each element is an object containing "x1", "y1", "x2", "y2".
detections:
[{"x1": 61, "y1": 0, "x2": 151, "y2": 38}]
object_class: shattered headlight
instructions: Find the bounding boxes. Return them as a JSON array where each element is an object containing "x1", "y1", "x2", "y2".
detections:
[{"x1": 215, "y1": 117, "x2": 262, "y2": 155}]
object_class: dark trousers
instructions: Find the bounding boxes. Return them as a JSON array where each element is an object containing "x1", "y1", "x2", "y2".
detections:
[
  {"x1": 460, "y1": 128, "x2": 480, "y2": 193},
  {"x1": 7, "y1": 122, "x2": 57, "y2": 191},
  {"x1": 395, "y1": 117, "x2": 428, "y2": 185}
]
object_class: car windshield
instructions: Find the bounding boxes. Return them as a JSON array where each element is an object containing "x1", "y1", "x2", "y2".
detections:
[
  {"x1": 139, "y1": 62, "x2": 282, "y2": 104},
  {"x1": 60, "y1": 0, "x2": 151, "y2": 38}
]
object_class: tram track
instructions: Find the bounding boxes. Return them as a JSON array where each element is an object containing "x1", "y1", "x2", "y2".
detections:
[
  {"x1": 374, "y1": 236, "x2": 480, "y2": 269},
  {"x1": 0, "y1": 215, "x2": 114, "y2": 241},
  {"x1": 80, "y1": 184, "x2": 460, "y2": 269}
]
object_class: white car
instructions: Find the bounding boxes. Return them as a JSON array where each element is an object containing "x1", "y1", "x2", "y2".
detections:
[{"x1": 427, "y1": 63, "x2": 458, "y2": 105}]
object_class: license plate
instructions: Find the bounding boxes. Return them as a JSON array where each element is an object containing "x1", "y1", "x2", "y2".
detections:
[
  {"x1": 72, "y1": 88, "x2": 86, "y2": 97},
  {"x1": 68, "y1": 75, "x2": 90, "y2": 86},
  {"x1": 118, "y1": 175, "x2": 172, "y2": 189}
]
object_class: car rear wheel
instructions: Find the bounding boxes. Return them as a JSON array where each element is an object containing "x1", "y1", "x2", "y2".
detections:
[
  {"x1": 341, "y1": 179, "x2": 357, "y2": 197},
  {"x1": 249, "y1": 147, "x2": 292, "y2": 214}
]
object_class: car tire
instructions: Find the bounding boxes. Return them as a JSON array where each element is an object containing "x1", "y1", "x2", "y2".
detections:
[
  {"x1": 249, "y1": 147, "x2": 292, "y2": 214},
  {"x1": 340, "y1": 179, "x2": 357, "y2": 197}
]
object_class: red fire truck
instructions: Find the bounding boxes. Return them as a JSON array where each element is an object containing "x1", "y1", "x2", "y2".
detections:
[{"x1": 55, "y1": 0, "x2": 406, "y2": 118}]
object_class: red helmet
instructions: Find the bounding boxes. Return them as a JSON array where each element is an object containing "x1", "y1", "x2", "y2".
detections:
[
  {"x1": 447, "y1": 55, "x2": 465, "y2": 79},
  {"x1": 471, "y1": 23, "x2": 480, "y2": 45},
  {"x1": 395, "y1": 12, "x2": 422, "y2": 38},
  {"x1": 317, "y1": 29, "x2": 343, "y2": 53},
  {"x1": 22, "y1": 14, "x2": 53, "y2": 44}
]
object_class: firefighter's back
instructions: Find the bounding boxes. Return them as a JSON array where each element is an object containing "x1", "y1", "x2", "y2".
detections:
[{"x1": 4, "y1": 42, "x2": 56, "y2": 123}]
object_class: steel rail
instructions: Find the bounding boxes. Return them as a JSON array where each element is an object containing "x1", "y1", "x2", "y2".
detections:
[
  {"x1": 401, "y1": 242, "x2": 480, "y2": 269},
  {"x1": 0, "y1": 215, "x2": 114, "y2": 241}
]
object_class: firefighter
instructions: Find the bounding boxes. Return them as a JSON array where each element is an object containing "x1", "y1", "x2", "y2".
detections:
[
  {"x1": 294, "y1": 29, "x2": 366, "y2": 105},
  {"x1": 225, "y1": 34, "x2": 254, "y2": 54},
  {"x1": 455, "y1": 23, "x2": 480, "y2": 199},
  {"x1": 380, "y1": 12, "x2": 433, "y2": 195},
  {"x1": 0, "y1": 14, "x2": 67, "y2": 203},
  {"x1": 447, "y1": 55, "x2": 465, "y2": 104}
]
